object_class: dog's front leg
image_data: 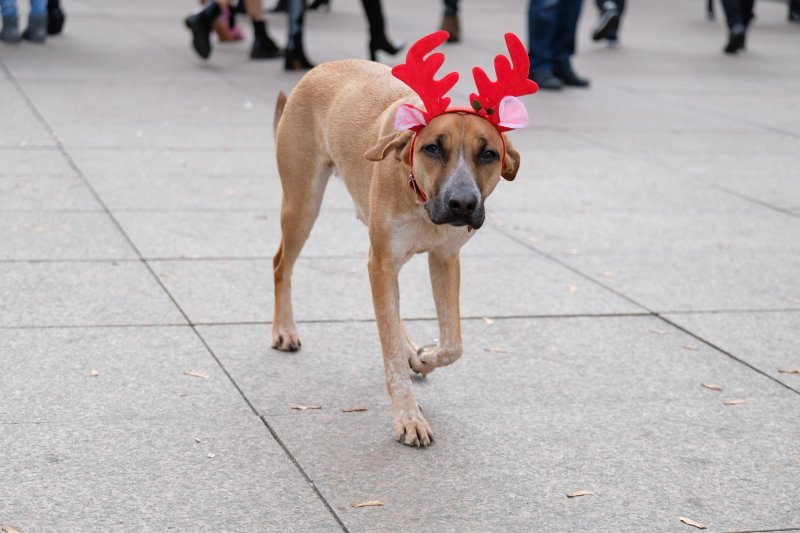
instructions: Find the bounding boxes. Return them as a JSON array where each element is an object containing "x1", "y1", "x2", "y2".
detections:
[
  {"x1": 411, "y1": 251, "x2": 463, "y2": 376},
  {"x1": 368, "y1": 247, "x2": 433, "y2": 447}
]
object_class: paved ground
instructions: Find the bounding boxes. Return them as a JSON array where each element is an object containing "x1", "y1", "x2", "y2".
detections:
[{"x1": 1, "y1": 0, "x2": 799, "y2": 531}]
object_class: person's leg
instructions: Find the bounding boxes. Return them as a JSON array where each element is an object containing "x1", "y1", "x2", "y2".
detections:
[
  {"x1": 244, "y1": 0, "x2": 281, "y2": 59},
  {"x1": 720, "y1": 0, "x2": 746, "y2": 53},
  {"x1": 1, "y1": 0, "x2": 21, "y2": 42},
  {"x1": 528, "y1": 0, "x2": 558, "y2": 86},
  {"x1": 22, "y1": 0, "x2": 48, "y2": 42},
  {"x1": 741, "y1": 0, "x2": 754, "y2": 26},
  {"x1": 284, "y1": 0, "x2": 313, "y2": 68},
  {"x1": 362, "y1": 0, "x2": 402, "y2": 61},
  {"x1": 553, "y1": 0, "x2": 589, "y2": 86},
  {"x1": 592, "y1": 0, "x2": 620, "y2": 42},
  {"x1": 790, "y1": 0, "x2": 800, "y2": 22},
  {"x1": 47, "y1": 0, "x2": 65, "y2": 35},
  {"x1": 184, "y1": 0, "x2": 223, "y2": 59},
  {"x1": 440, "y1": 0, "x2": 460, "y2": 42}
]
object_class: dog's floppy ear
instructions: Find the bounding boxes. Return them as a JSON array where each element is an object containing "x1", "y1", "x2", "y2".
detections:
[
  {"x1": 365, "y1": 130, "x2": 414, "y2": 162},
  {"x1": 501, "y1": 136, "x2": 521, "y2": 181}
]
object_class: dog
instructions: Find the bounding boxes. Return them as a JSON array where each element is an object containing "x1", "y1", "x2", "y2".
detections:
[{"x1": 271, "y1": 31, "x2": 537, "y2": 447}]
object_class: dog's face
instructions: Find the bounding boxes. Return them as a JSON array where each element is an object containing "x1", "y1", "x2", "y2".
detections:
[{"x1": 365, "y1": 113, "x2": 520, "y2": 229}]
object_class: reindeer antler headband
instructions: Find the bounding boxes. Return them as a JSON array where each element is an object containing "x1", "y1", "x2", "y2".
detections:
[{"x1": 391, "y1": 30, "x2": 538, "y2": 134}]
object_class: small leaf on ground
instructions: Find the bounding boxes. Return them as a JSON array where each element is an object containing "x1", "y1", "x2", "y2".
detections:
[
  {"x1": 2, "y1": 526, "x2": 21, "y2": 533},
  {"x1": 483, "y1": 316, "x2": 495, "y2": 325},
  {"x1": 649, "y1": 329, "x2": 670, "y2": 336},
  {"x1": 291, "y1": 405, "x2": 322, "y2": 411},
  {"x1": 183, "y1": 371, "x2": 209, "y2": 379},
  {"x1": 599, "y1": 271, "x2": 616, "y2": 278},
  {"x1": 484, "y1": 347, "x2": 508, "y2": 353},
  {"x1": 678, "y1": 516, "x2": 707, "y2": 529},
  {"x1": 778, "y1": 368, "x2": 800, "y2": 374},
  {"x1": 352, "y1": 500, "x2": 384, "y2": 508},
  {"x1": 342, "y1": 407, "x2": 368, "y2": 413},
  {"x1": 723, "y1": 399, "x2": 746, "y2": 405},
  {"x1": 568, "y1": 285, "x2": 578, "y2": 293},
  {"x1": 89, "y1": 370, "x2": 99, "y2": 377},
  {"x1": 702, "y1": 383, "x2": 722, "y2": 392},
  {"x1": 566, "y1": 491, "x2": 593, "y2": 498},
  {"x1": 683, "y1": 345, "x2": 700, "y2": 352}
]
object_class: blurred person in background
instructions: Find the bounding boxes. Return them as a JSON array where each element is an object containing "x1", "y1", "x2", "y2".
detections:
[
  {"x1": 1, "y1": 0, "x2": 48, "y2": 42},
  {"x1": 527, "y1": 0, "x2": 590, "y2": 90},
  {"x1": 283, "y1": 0, "x2": 402, "y2": 71},
  {"x1": 439, "y1": 0, "x2": 460, "y2": 42},
  {"x1": 790, "y1": 0, "x2": 800, "y2": 22},
  {"x1": 47, "y1": 0, "x2": 64, "y2": 34},
  {"x1": 592, "y1": 0, "x2": 624, "y2": 46},
  {"x1": 720, "y1": 0, "x2": 753, "y2": 54},
  {"x1": 184, "y1": 0, "x2": 281, "y2": 60}
]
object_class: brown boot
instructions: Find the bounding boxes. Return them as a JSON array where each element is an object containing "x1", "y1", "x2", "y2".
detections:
[{"x1": 440, "y1": 15, "x2": 460, "y2": 42}]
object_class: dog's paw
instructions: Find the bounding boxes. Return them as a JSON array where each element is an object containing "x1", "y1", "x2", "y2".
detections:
[
  {"x1": 272, "y1": 327, "x2": 302, "y2": 352},
  {"x1": 411, "y1": 343, "x2": 462, "y2": 375},
  {"x1": 409, "y1": 345, "x2": 435, "y2": 377},
  {"x1": 393, "y1": 408, "x2": 433, "y2": 447}
]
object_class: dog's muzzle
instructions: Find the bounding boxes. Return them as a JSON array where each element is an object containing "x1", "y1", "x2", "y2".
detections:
[{"x1": 426, "y1": 182, "x2": 485, "y2": 229}]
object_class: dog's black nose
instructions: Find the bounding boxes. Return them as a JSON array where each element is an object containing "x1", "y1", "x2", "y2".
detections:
[{"x1": 447, "y1": 192, "x2": 478, "y2": 215}]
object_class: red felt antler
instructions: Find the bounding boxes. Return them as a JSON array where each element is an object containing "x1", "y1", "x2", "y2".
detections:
[
  {"x1": 391, "y1": 30, "x2": 459, "y2": 121},
  {"x1": 469, "y1": 33, "x2": 539, "y2": 127}
]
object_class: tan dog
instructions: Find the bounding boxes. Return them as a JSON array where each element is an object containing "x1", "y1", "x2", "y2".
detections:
[{"x1": 271, "y1": 33, "x2": 534, "y2": 447}]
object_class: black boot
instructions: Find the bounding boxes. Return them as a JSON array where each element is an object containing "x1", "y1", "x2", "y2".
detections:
[
  {"x1": 361, "y1": 0, "x2": 403, "y2": 61},
  {"x1": 553, "y1": 64, "x2": 590, "y2": 87},
  {"x1": 184, "y1": 1, "x2": 220, "y2": 59},
  {"x1": 724, "y1": 24, "x2": 745, "y2": 54},
  {"x1": 283, "y1": 0, "x2": 313, "y2": 69},
  {"x1": 251, "y1": 20, "x2": 282, "y2": 60},
  {"x1": 530, "y1": 69, "x2": 563, "y2": 91},
  {"x1": 47, "y1": 0, "x2": 65, "y2": 35}
]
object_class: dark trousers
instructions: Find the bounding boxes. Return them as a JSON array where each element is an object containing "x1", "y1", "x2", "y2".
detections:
[
  {"x1": 528, "y1": 0, "x2": 584, "y2": 75},
  {"x1": 720, "y1": 0, "x2": 755, "y2": 28},
  {"x1": 444, "y1": 0, "x2": 458, "y2": 17},
  {"x1": 595, "y1": 0, "x2": 625, "y2": 15}
]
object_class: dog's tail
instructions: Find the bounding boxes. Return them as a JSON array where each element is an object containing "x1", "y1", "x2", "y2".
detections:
[{"x1": 273, "y1": 90, "x2": 287, "y2": 138}]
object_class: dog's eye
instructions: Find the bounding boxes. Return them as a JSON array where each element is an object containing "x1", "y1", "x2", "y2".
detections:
[
  {"x1": 480, "y1": 150, "x2": 499, "y2": 162},
  {"x1": 423, "y1": 144, "x2": 441, "y2": 156}
]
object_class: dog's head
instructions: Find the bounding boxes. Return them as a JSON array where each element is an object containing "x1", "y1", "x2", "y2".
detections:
[{"x1": 365, "y1": 113, "x2": 520, "y2": 229}]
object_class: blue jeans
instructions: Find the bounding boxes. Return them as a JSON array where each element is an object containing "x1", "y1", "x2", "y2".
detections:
[
  {"x1": 0, "y1": 0, "x2": 47, "y2": 17},
  {"x1": 528, "y1": 0, "x2": 584, "y2": 75}
]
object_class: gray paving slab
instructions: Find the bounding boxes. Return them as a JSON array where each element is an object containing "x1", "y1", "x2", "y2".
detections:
[
  {"x1": 0, "y1": 415, "x2": 339, "y2": 532},
  {"x1": 0, "y1": 262, "x2": 186, "y2": 327},
  {"x1": 0, "y1": 326, "x2": 246, "y2": 423},
  {"x1": 495, "y1": 205, "x2": 800, "y2": 312},
  {"x1": 0, "y1": 148, "x2": 76, "y2": 177},
  {"x1": 0, "y1": 325, "x2": 340, "y2": 531},
  {"x1": 153, "y1": 253, "x2": 640, "y2": 324},
  {"x1": 197, "y1": 317, "x2": 800, "y2": 531},
  {"x1": 0, "y1": 82, "x2": 55, "y2": 148},
  {"x1": 19, "y1": 79, "x2": 273, "y2": 150},
  {"x1": 665, "y1": 311, "x2": 800, "y2": 388},
  {"x1": 0, "y1": 212, "x2": 136, "y2": 260},
  {"x1": 0, "y1": 176, "x2": 102, "y2": 211}
]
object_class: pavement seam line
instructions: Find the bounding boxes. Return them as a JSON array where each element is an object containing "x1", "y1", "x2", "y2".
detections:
[
  {"x1": 493, "y1": 223, "x2": 800, "y2": 397},
  {"x1": 0, "y1": 60, "x2": 350, "y2": 531}
]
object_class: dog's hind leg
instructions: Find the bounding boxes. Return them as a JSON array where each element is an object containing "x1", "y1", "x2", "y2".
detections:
[{"x1": 272, "y1": 156, "x2": 331, "y2": 352}]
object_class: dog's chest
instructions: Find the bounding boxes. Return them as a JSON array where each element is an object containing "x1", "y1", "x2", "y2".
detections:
[{"x1": 389, "y1": 211, "x2": 474, "y2": 258}]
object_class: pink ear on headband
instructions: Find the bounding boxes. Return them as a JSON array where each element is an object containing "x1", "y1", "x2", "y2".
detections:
[
  {"x1": 393, "y1": 104, "x2": 428, "y2": 131},
  {"x1": 497, "y1": 96, "x2": 529, "y2": 129}
]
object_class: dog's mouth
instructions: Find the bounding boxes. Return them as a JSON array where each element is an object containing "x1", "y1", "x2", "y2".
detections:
[{"x1": 425, "y1": 203, "x2": 486, "y2": 230}]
